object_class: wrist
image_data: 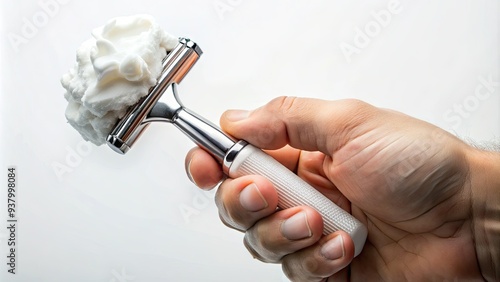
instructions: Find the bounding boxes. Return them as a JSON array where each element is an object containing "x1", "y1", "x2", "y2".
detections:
[{"x1": 467, "y1": 147, "x2": 500, "y2": 281}]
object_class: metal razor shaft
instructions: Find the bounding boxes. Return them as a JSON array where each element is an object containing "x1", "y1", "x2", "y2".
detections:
[
  {"x1": 107, "y1": 38, "x2": 203, "y2": 154},
  {"x1": 174, "y1": 108, "x2": 237, "y2": 163},
  {"x1": 147, "y1": 86, "x2": 237, "y2": 163}
]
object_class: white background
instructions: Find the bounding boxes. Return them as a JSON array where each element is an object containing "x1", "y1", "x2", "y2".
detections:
[{"x1": 0, "y1": 0, "x2": 498, "y2": 281}]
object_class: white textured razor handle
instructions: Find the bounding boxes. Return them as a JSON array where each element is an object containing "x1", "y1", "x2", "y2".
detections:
[{"x1": 228, "y1": 144, "x2": 367, "y2": 257}]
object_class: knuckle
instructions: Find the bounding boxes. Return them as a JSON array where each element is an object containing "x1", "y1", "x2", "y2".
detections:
[
  {"x1": 340, "y1": 98, "x2": 375, "y2": 121},
  {"x1": 303, "y1": 256, "x2": 320, "y2": 274},
  {"x1": 270, "y1": 96, "x2": 299, "y2": 114},
  {"x1": 243, "y1": 232, "x2": 275, "y2": 263},
  {"x1": 227, "y1": 208, "x2": 251, "y2": 230},
  {"x1": 282, "y1": 254, "x2": 323, "y2": 282},
  {"x1": 257, "y1": 233, "x2": 276, "y2": 254},
  {"x1": 342, "y1": 98, "x2": 370, "y2": 111},
  {"x1": 244, "y1": 225, "x2": 283, "y2": 263},
  {"x1": 250, "y1": 96, "x2": 293, "y2": 147}
]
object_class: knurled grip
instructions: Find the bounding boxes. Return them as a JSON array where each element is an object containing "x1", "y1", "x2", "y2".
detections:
[{"x1": 228, "y1": 144, "x2": 367, "y2": 257}]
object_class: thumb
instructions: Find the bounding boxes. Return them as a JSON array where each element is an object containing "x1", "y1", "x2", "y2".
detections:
[{"x1": 220, "y1": 96, "x2": 377, "y2": 155}]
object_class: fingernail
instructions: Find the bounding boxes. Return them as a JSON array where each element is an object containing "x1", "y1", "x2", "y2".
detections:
[
  {"x1": 320, "y1": 235, "x2": 345, "y2": 260},
  {"x1": 240, "y1": 183, "x2": 268, "y2": 212},
  {"x1": 281, "y1": 212, "x2": 312, "y2": 240},
  {"x1": 185, "y1": 159, "x2": 197, "y2": 186},
  {"x1": 225, "y1": 110, "x2": 250, "y2": 122}
]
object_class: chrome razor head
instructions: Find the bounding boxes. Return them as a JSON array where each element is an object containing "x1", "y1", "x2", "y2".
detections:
[{"x1": 106, "y1": 38, "x2": 203, "y2": 154}]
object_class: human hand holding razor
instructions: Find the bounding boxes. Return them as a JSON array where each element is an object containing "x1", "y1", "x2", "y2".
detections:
[
  {"x1": 103, "y1": 38, "x2": 366, "y2": 257},
  {"x1": 61, "y1": 16, "x2": 497, "y2": 281},
  {"x1": 186, "y1": 97, "x2": 498, "y2": 281}
]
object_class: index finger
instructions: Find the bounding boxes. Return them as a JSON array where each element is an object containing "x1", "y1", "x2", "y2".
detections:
[{"x1": 185, "y1": 147, "x2": 224, "y2": 190}]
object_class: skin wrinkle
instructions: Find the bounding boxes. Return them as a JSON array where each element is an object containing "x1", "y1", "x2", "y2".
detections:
[
  {"x1": 369, "y1": 224, "x2": 400, "y2": 268},
  {"x1": 415, "y1": 163, "x2": 449, "y2": 196},
  {"x1": 366, "y1": 204, "x2": 480, "y2": 280},
  {"x1": 402, "y1": 259, "x2": 419, "y2": 282},
  {"x1": 276, "y1": 96, "x2": 300, "y2": 114},
  {"x1": 296, "y1": 151, "x2": 353, "y2": 213},
  {"x1": 421, "y1": 172, "x2": 463, "y2": 208},
  {"x1": 368, "y1": 215, "x2": 414, "y2": 253},
  {"x1": 369, "y1": 209, "x2": 460, "y2": 253},
  {"x1": 390, "y1": 193, "x2": 462, "y2": 232},
  {"x1": 433, "y1": 218, "x2": 465, "y2": 240},
  {"x1": 376, "y1": 169, "x2": 476, "y2": 276},
  {"x1": 300, "y1": 151, "x2": 334, "y2": 178},
  {"x1": 353, "y1": 137, "x2": 410, "y2": 177},
  {"x1": 372, "y1": 246, "x2": 390, "y2": 281},
  {"x1": 321, "y1": 101, "x2": 376, "y2": 157},
  {"x1": 409, "y1": 186, "x2": 455, "y2": 222},
  {"x1": 291, "y1": 149, "x2": 302, "y2": 174},
  {"x1": 331, "y1": 129, "x2": 397, "y2": 168},
  {"x1": 396, "y1": 140, "x2": 438, "y2": 177},
  {"x1": 331, "y1": 138, "x2": 414, "y2": 208},
  {"x1": 370, "y1": 240, "x2": 392, "y2": 277},
  {"x1": 388, "y1": 235, "x2": 428, "y2": 281},
  {"x1": 274, "y1": 96, "x2": 311, "y2": 151},
  {"x1": 373, "y1": 146, "x2": 411, "y2": 181},
  {"x1": 417, "y1": 150, "x2": 462, "y2": 189},
  {"x1": 379, "y1": 139, "x2": 440, "y2": 190},
  {"x1": 388, "y1": 153, "x2": 465, "y2": 223},
  {"x1": 334, "y1": 148, "x2": 458, "y2": 225},
  {"x1": 294, "y1": 122, "x2": 320, "y2": 152},
  {"x1": 345, "y1": 101, "x2": 379, "y2": 138},
  {"x1": 281, "y1": 118, "x2": 292, "y2": 149},
  {"x1": 336, "y1": 135, "x2": 395, "y2": 171},
  {"x1": 312, "y1": 121, "x2": 329, "y2": 154},
  {"x1": 325, "y1": 139, "x2": 398, "y2": 208},
  {"x1": 377, "y1": 148, "x2": 424, "y2": 185}
]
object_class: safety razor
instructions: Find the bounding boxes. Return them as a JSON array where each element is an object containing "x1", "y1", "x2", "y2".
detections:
[{"x1": 107, "y1": 38, "x2": 367, "y2": 256}]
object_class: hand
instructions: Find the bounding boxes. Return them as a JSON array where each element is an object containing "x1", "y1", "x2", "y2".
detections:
[{"x1": 185, "y1": 97, "x2": 499, "y2": 281}]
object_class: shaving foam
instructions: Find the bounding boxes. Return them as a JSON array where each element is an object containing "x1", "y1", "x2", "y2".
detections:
[{"x1": 61, "y1": 14, "x2": 178, "y2": 145}]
